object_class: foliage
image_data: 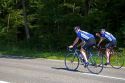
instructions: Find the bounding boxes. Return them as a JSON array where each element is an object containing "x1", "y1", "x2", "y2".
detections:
[{"x1": 0, "y1": 0, "x2": 125, "y2": 51}]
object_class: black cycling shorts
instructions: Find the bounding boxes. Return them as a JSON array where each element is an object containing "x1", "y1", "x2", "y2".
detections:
[
  {"x1": 105, "y1": 41, "x2": 117, "y2": 48},
  {"x1": 82, "y1": 38, "x2": 96, "y2": 50}
]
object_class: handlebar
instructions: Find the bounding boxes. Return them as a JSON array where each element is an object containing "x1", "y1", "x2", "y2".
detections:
[{"x1": 67, "y1": 46, "x2": 78, "y2": 52}]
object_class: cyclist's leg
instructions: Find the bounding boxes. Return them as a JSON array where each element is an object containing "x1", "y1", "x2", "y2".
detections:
[
  {"x1": 80, "y1": 44, "x2": 88, "y2": 63},
  {"x1": 80, "y1": 38, "x2": 96, "y2": 63},
  {"x1": 105, "y1": 42, "x2": 115, "y2": 64},
  {"x1": 106, "y1": 48, "x2": 110, "y2": 64}
]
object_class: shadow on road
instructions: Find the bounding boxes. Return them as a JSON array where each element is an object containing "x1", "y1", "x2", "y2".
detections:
[{"x1": 51, "y1": 67, "x2": 90, "y2": 73}]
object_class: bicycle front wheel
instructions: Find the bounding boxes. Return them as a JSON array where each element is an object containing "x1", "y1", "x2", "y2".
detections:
[
  {"x1": 87, "y1": 52, "x2": 103, "y2": 74},
  {"x1": 65, "y1": 53, "x2": 79, "y2": 71},
  {"x1": 110, "y1": 51, "x2": 124, "y2": 69}
]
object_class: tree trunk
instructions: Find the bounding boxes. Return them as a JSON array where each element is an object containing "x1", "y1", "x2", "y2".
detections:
[
  {"x1": 84, "y1": 0, "x2": 91, "y2": 15},
  {"x1": 7, "y1": 14, "x2": 10, "y2": 32},
  {"x1": 22, "y1": 0, "x2": 30, "y2": 40},
  {"x1": 73, "y1": 3, "x2": 75, "y2": 13}
]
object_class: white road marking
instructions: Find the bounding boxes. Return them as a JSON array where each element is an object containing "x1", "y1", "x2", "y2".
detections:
[
  {"x1": 82, "y1": 73, "x2": 125, "y2": 81},
  {"x1": 0, "y1": 81, "x2": 10, "y2": 83}
]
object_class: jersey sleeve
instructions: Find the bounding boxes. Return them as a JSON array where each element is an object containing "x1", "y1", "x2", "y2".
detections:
[
  {"x1": 76, "y1": 32, "x2": 81, "y2": 38},
  {"x1": 101, "y1": 34, "x2": 105, "y2": 38}
]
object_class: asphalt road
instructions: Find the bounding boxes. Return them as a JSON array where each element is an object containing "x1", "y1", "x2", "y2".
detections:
[{"x1": 0, "y1": 55, "x2": 125, "y2": 83}]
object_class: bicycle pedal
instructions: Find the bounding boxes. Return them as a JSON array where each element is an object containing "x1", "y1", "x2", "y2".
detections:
[{"x1": 84, "y1": 62, "x2": 89, "y2": 68}]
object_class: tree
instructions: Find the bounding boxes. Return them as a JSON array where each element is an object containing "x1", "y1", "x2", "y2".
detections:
[{"x1": 22, "y1": 0, "x2": 30, "y2": 40}]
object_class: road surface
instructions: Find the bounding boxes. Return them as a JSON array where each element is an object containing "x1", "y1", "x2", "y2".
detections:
[{"x1": 0, "y1": 55, "x2": 125, "y2": 83}]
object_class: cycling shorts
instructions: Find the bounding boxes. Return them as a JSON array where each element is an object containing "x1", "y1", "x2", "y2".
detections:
[
  {"x1": 105, "y1": 40, "x2": 117, "y2": 48},
  {"x1": 82, "y1": 38, "x2": 96, "y2": 50}
]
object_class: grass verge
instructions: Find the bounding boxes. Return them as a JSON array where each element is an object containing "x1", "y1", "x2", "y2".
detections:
[
  {"x1": 0, "y1": 47, "x2": 66, "y2": 60},
  {"x1": 0, "y1": 46, "x2": 125, "y2": 66}
]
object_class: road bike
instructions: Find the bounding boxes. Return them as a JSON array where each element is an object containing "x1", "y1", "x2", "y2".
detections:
[
  {"x1": 65, "y1": 46, "x2": 103, "y2": 74},
  {"x1": 98, "y1": 46, "x2": 124, "y2": 69}
]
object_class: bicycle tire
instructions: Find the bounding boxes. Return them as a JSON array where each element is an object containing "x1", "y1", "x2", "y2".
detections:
[
  {"x1": 87, "y1": 51, "x2": 104, "y2": 74},
  {"x1": 110, "y1": 51, "x2": 124, "y2": 69},
  {"x1": 65, "y1": 53, "x2": 79, "y2": 71}
]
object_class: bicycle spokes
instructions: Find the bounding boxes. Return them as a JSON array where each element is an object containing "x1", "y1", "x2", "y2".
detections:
[
  {"x1": 65, "y1": 53, "x2": 79, "y2": 71},
  {"x1": 87, "y1": 51, "x2": 103, "y2": 74},
  {"x1": 110, "y1": 52, "x2": 124, "y2": 69}
]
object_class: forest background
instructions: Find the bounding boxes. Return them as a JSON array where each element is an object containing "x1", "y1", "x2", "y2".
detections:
[{"x1": 0, "y1": 0, "x2": 125, "y2": 58}]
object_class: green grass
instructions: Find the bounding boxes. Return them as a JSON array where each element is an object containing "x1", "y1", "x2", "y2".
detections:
[
  {"x1": 0, "y1": 46, "x2": 66, "y2": 60},
  {"x1": 0, "y1": 46, "x2": 125, "y2": 65}
]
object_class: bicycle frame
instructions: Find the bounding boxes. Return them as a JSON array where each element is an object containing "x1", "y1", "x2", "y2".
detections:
[
  {"x1": 65, "y1": 46, "x2": 104, "y2": 74},
  {"x1": 72, "y1": 47, "x2": 94, "y2": 65},
  {"x1": 98, "y1": 46, "x2": 124, "y2": 69}
]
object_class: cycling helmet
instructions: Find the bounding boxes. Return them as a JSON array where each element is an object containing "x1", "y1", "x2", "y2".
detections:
[
  {"x1": 74, "y1": 26, "x2": 80, "y2": 32},
  {"x1": 101, "y1": 28, "x2": 105, "y2": 33}
]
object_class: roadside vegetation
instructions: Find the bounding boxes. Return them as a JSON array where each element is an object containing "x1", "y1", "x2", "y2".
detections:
[{"x1": 0, "y1": 0, "x2": 125, "y2": 61}]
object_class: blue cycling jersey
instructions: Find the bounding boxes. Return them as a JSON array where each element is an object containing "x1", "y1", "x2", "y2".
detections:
[
  {"x1": 101, "y1": 32, "x2": 116, "y2": 42},
  {"x1": 76, "y1": 30, "x2": 95, "y2": 42}
]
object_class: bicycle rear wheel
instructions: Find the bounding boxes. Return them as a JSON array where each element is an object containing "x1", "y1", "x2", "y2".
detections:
[
  {"x1": 110, "y1": 51, "x2": 124, "y2": 69},
  {"x1": 65, "y1": 53, "x2": 79, "y2": 71},
  {"x1": 87, "y1": 51, "x2": 103, "y2": 74}
]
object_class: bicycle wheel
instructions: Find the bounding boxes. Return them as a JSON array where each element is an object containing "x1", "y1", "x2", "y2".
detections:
[
  {"x1": 87, "y1": 50, "x2": 103, "y2": 74},
  {"x1": 110, "y1": 51, "x2": 124, "y2": 69},
  {"x1": 65, "y1": 53, "x2": 79, "y2": 71}
]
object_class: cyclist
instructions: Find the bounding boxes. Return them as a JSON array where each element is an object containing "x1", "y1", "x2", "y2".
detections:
[
  {"x1": 69, "y1": 26, "x2": 96, "y2": 66},
  {"x1": 96, "y1": 29, "x2": 117, "y2": 65}
]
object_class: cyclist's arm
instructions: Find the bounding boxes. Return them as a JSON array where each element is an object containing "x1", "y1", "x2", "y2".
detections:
[
  {"x1": 72, "y1": 37, "x2": 79, "y2": 46},
  {"x1": 98, "y1": 37, "x2": 105, "y2": 46},
  {"x1": 69, "y1": 37, "x2": 79, "y2": 48}
]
